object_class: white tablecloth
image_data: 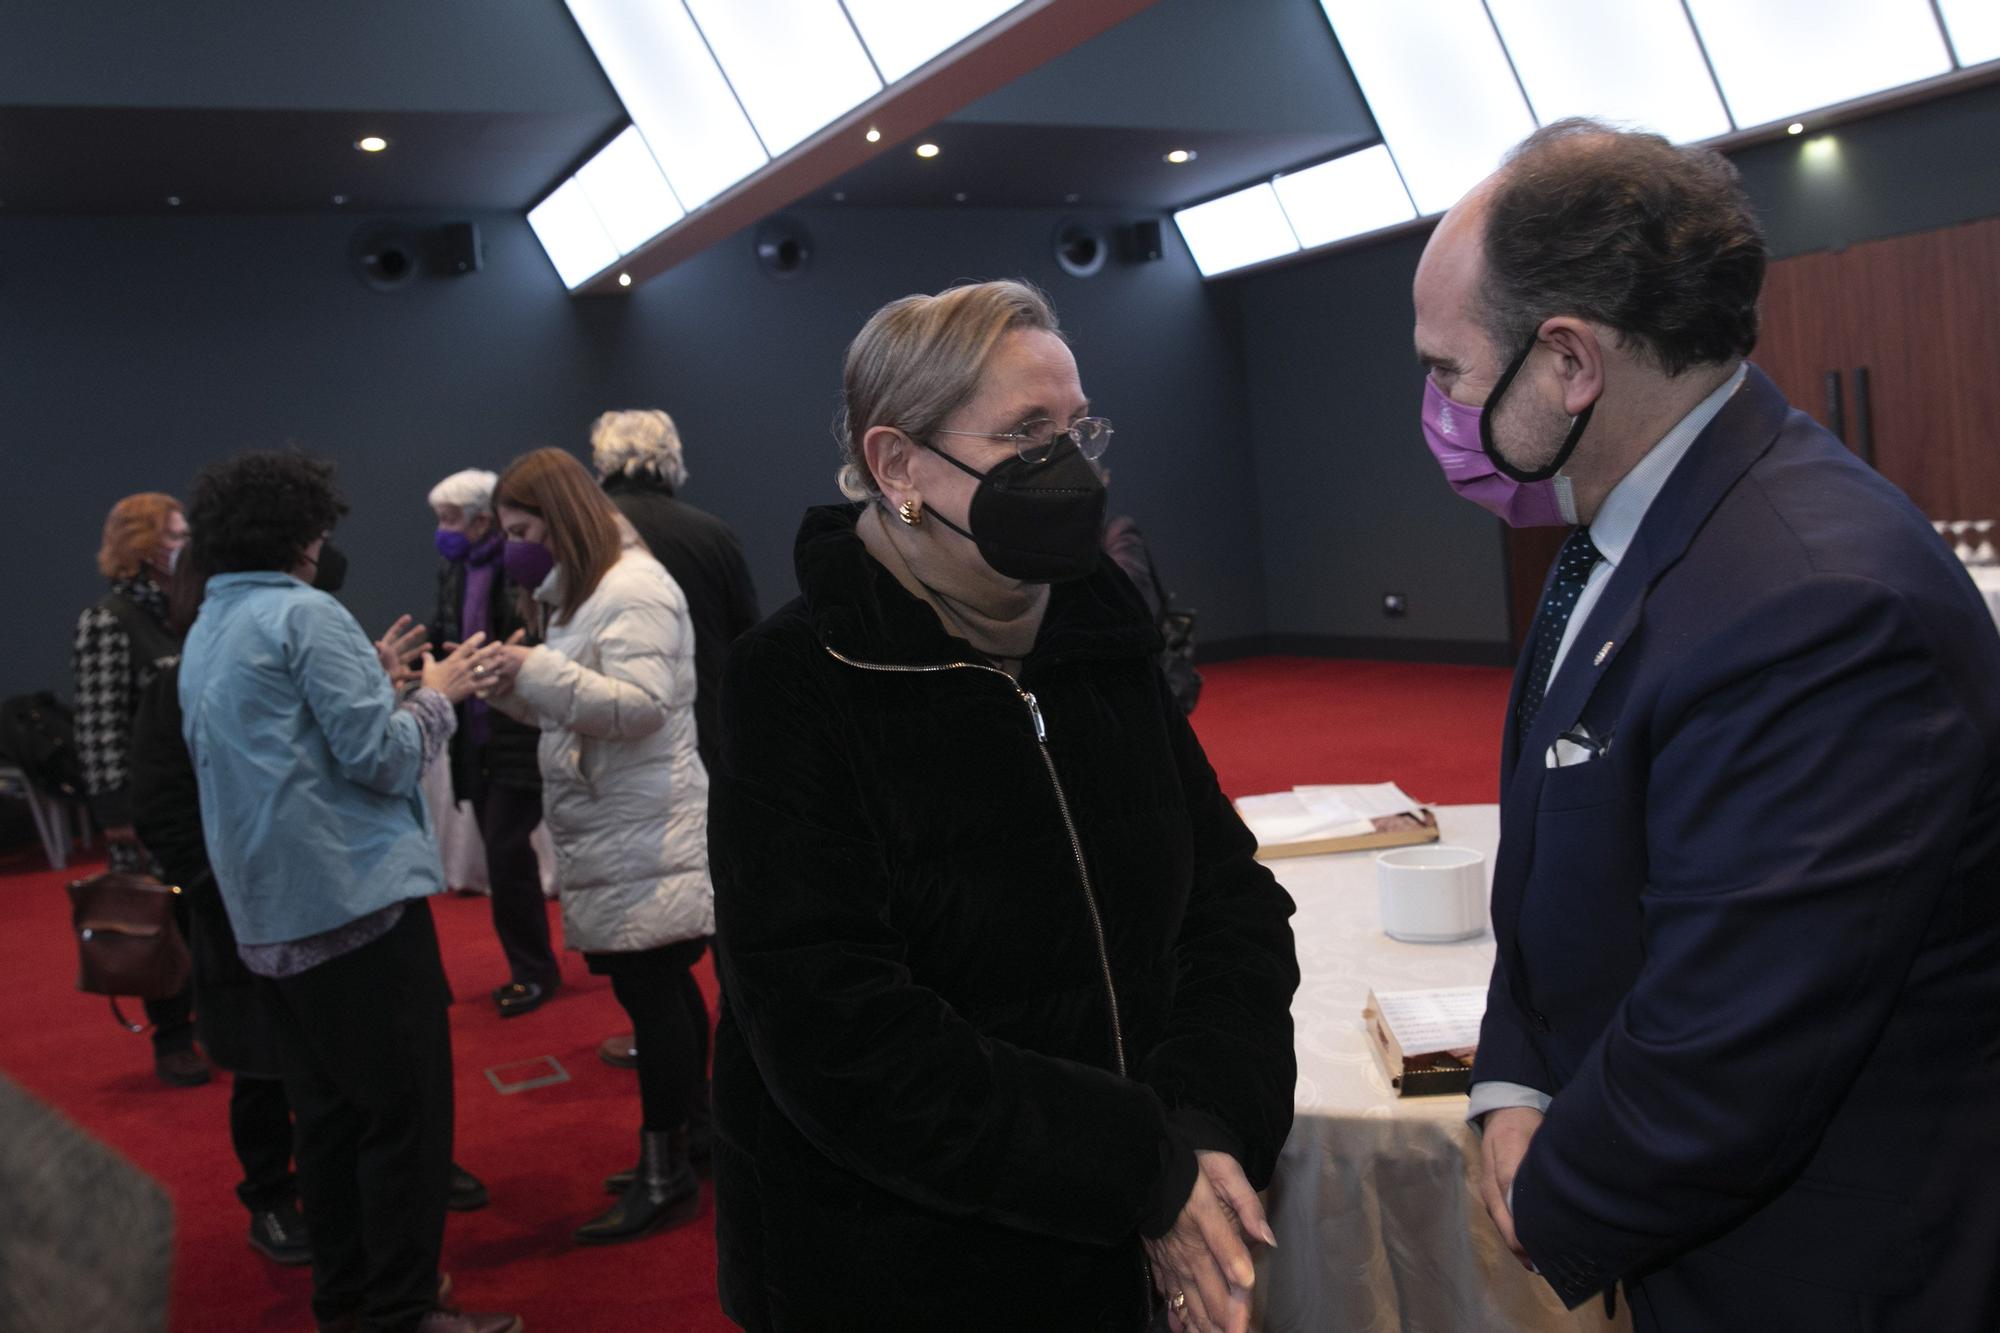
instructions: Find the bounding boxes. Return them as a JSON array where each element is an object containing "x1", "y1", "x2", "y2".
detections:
[
  {"x1": 1254, "y1": 805, "x2": 1627, "y2": 1333},
  {"x1": 1971, "y1": 566, "x2": 2000, "y2": 634}
]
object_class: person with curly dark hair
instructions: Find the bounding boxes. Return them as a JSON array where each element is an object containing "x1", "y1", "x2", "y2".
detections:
[{"x1": 179, "y1": 450, "x2": 521, "y2": 1333}]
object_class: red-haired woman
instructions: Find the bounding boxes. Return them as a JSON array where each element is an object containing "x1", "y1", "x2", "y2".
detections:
[
  {"x1": 477, "y1": 447, "x2": 711, "y2": 1245},
  {"x1": 72, "y1": 491, "x2": 204, "y2": 1086}
]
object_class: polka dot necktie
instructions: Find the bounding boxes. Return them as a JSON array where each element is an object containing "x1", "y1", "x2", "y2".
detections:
[{"x1": 1518, "y1": 527, "x2": 1603, "y2": 739}]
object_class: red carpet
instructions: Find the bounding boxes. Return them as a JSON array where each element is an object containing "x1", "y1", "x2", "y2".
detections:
[
  {"x1": 1189, "y1": 656, "x2": 1511, "y2": 806},
  {"x1": 0, "y1": 872, "x2": 731, "y2": 1333},
  {"x1": 0, "y1": 655, "x2": 1509, "y2": 1331}
]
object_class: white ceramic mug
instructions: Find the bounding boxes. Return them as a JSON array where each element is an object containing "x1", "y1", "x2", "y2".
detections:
[{"x1": 1375, "y1": 845, "x2": 1488, "y2": 943}]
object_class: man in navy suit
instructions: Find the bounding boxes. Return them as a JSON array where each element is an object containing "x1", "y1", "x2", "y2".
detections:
[{"x1": 1413, "y1": 119, "x2": 2000, "y2": 1330}]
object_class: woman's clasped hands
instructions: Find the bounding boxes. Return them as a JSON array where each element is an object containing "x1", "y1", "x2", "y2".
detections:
[
  {"x1": 1144, "y1": 1151, "x2": 1278, "y2": 1333},
  {"x1": 414, "y1": 631, "x2": 507, "y2": 704}
]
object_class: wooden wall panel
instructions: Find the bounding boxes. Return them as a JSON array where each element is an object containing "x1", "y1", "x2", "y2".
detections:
[{"x1": 1758, "y1": 216, "x2": 2000, "y2": 519}]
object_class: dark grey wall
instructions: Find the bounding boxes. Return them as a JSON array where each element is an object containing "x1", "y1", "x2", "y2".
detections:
[
  {"x1": 1, "y1": 204, "x2": 1258, "y2": 698},
  {"x1": 1734, "y1": 78, "x2": 2000, "y2": 259},
  {"x1": 1219, "y1": 232, "x2": 1513, "y2": 652},
  {"x1": 1217, "y1": 76, "x2": 2000, "y2": 657}
]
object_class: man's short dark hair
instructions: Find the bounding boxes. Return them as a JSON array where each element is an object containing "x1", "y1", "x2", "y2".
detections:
[
  {"x1": 1480, "y1": 118, "x2": 1767, "y2": 376},
  {"x1": 186, "y1": 449, "x2": 348, "y2": 575}
]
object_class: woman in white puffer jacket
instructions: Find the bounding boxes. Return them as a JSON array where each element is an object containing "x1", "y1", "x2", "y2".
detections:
[{"x1": 477, "y1": 446, "x2": 711, "y2": 1246}]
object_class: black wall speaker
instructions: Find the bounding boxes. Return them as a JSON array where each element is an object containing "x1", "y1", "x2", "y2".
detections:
[
  {"x1": 350, "y1": 226, "x2": 422, "y2": 291},
  {"x1": 1122, "y1": 219, "x2": 1165, "y2": 264},
  {"x1": 1053, "y1": 219, "x2": 1107, "y2": 278},
  {"x1": 435, "y1": 221, "x2": 482, "y2": 275},
  {"x1": 754, "y1": 216, "x2": 813, "y2": 280}
]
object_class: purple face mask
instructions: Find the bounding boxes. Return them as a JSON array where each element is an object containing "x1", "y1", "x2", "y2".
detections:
[
  {"x1": 1420, "y1": 376, "x2": 1571, "y2": 528},
  {"x1": 502, "y1": 538, "x2": 556, "y2": 591},
  {"x1": 435, "y1": 527, "x2": 472, "y2": 562}
]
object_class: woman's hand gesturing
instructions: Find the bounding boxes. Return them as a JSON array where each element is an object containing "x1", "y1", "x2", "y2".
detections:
[{"x1": 373, "y1": 615, "x2": 429, "y2": 689}]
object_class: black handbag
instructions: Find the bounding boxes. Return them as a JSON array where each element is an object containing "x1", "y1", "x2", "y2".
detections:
[{"x1": 66, "y1": 870, "x2": 191, "y2": 1032}]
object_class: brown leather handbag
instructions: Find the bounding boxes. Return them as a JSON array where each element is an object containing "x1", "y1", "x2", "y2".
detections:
[{"x1": 66, "y1": 871, "x2": 191, "y2": 1032}]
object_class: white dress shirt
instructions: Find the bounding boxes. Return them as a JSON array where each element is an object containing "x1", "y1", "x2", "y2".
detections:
[{"x1": 1470, "y1": 361, "x2": 1748, "y2": 1128}]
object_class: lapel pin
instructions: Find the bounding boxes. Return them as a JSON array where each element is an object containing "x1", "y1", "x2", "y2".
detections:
[{"x1": 1593, "y1": 640, "x2": 1614, "y2": 666}]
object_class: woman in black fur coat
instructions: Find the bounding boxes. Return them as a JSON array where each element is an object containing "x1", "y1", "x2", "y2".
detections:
[{"x1": 709, "y1": 282, "x2": 1299, "y2": 1333}]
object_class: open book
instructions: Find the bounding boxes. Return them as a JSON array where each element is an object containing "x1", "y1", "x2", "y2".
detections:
[
  {"x1": 1363, "y1": 986, "x2": 1484, "y2": 1097},
  {"x1": 1233, "y1": 782, "x2": 1439, "y2": 859}
]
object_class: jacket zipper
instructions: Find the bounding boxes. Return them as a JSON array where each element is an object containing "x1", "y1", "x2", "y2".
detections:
[{"x1": 822, "y1": 645, "x2": 1127, "y2": 1076}]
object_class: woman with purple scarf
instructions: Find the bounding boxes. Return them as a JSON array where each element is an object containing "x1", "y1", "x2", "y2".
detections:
[{"x1": 428, "y1": 468, "x2": 559, "y2": 1018}]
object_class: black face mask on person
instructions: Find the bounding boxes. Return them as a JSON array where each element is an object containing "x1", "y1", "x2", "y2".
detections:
[
  {"x1": 307, "y1": 540, "x2": 348, "y2": 594},
  {"x1": 916, "y1": 436, "x2": 1107, "y2": 583}
]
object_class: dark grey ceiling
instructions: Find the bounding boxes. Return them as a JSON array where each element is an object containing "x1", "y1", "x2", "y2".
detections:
[
  {"x1": 0, "y1": 0, "x2": 623, "y2": 214},
  {"x1": 0, "y1": 0, "x2": 1376, "y2": 219},
  {"x1": 821, "y1": 0, "x2": 1378, "y2": 212}
]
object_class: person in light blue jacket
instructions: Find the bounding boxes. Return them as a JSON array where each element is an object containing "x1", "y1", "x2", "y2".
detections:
[{"x1": 178, "y1": 450, "x2": 520, "y2": 1333}]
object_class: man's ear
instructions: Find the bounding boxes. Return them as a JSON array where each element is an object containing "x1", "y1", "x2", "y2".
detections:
[{"x1": 1538, "y1": 317, "x2": 1606, "y2": 416}]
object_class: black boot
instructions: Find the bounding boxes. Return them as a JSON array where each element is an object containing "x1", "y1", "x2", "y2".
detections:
[
  {"x1": 604, "y1": 1079, "x2": 712, "y2": 1192},
  {"x1": 576, "y1": 1127, "x2": 698, "y2": 1245}
]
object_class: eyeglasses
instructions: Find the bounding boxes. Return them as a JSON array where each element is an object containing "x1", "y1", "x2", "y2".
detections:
[{"x1": 933, "y1": 416, "x2": 1114, "y2": 464}]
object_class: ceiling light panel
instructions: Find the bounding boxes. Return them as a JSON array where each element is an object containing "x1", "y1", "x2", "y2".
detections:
[
  {"x1": 1173, "y1": 184, "x2": 1300, "y2": 278},
  {"x1": 1936, "y1": 0, "x2": 2000, "y2": 66},
  {"x1": 683, "y1": 0, "x2": 883, "y2": 157},
  {"x1": 563, "y1": 0, "x2": 768, "y2": 210},
  {"x1": 1684, "y1": 0, "x2": 1952, "y2": 130},
  {"x1": 528, "y1": 177, "x2": 621, "y2": 290},
  {"x1": 841, "y1": 0, "x2": 1025, "y2": 83},
  {"x1": 575, "y1": 126, "x2": 685, "y2": 255},
  {"x1": 1318, "y1": 0, "x2": 1537, "y2": 216},
  {"x1": 1273, "y1": 145, "x2": 1416, "y2": 250},
  {"x1": 1485, "y1": 0, "x2": 1732, "y2": 142}
]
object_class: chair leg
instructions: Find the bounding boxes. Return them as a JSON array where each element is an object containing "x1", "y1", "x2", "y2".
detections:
[{"x1": 24, "y1": 788, "x2": 66, "y2": 871}]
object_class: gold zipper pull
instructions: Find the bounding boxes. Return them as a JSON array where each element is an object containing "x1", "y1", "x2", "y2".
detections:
[{"x1": 1020, "y1": 689, "x2": 1046, "y2": 742}]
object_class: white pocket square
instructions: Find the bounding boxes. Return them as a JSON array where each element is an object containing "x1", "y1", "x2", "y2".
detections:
[{"x1": 1546, "y1": 736, "x2": 1598, "y2": 769}]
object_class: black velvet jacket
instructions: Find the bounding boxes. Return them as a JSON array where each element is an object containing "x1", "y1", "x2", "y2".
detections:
[{"x1": 710, "y1": 506, "x2": 1298, "y2": 1331}]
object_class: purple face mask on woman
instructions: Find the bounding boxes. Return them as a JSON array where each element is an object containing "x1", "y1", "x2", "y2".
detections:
[
  {"x1": 1420, "y1": 375, "x2": 1575, "y2": 528},
  {"x1": 503, "y1": 538, "x2": 555, "y2": 590}
]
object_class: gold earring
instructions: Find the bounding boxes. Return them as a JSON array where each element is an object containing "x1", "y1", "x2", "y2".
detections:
[{"x1": 898, "y1": 498, "x2": 923, "y2": 526}]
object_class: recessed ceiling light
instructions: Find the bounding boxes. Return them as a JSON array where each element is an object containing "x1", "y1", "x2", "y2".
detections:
[
  {"x1": 954, "y1": 192, "x2": 968, "y2": 202},
  {"x1": 1064, "y1": 193, "x2": 1080, "y2": 204},
  {"x1": 1787, "y1": 122, "x2": 1805, "y2": 135},
  {"x1": 331, "y1": 193, "x2": 348, "y2": 206},
  {"x1": 865, "y1": 127, "x2": 882, "y2": 143},
  {"x1": 1164, "y1": 149, "x2": 1197, "y2": 165},
  {"x1": 355, "y1": 136, "x2": 390, "y2": 153},
  {"x1": 914, "y1": 142, "x2": 940, "y2": 159},
  {"x1": 832, "y1": 191, "x2": 847, "y2": 202},
  {"x1": 165, "y1": 195, "x2": 183, "y2": 207},
  {"x1": 618, "y1": 272, "x2": 632, "y2": 287}
]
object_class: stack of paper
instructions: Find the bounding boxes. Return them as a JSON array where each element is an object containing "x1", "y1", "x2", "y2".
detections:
[
  {"x1": 1364, "y1": 986, "x2": 1485, "y2": 1096},
  {"x1": 1233, "y1": 782, "x2": 1438, "y2": 859}
]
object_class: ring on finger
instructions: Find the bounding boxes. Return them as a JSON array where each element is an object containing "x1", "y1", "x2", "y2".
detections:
[{"x1": 1170, "y1": 1291, "x2": 1187, "y2": 1313}]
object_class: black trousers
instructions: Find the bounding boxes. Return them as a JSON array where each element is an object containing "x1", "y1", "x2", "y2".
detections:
[
  {"x1": 592, "y1": 938, "x2": 707, "y2": 1132},
  {"x1": 229, "y1": 1073, "x2": 297, "y2": 1213},
  {"x1": 471, "y1": 781, "x2": 559, "y2": 989},
  {"x1": 263, "y1": 901, "x2": 453, "y2": 1332}
]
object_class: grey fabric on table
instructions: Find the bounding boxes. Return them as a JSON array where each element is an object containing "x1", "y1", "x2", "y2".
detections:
[
  {"x1": 1250, "y1": 806, "x2": 1627, "y2": 1333},
  {"x1": 0, "y1": 1072, "x2": 173, "y2": 1333}
]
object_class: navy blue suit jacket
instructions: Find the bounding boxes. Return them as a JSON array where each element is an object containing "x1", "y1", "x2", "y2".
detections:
[{"x1": 1475, "y1": 366, "x2": 2000, "y2": 1330}]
